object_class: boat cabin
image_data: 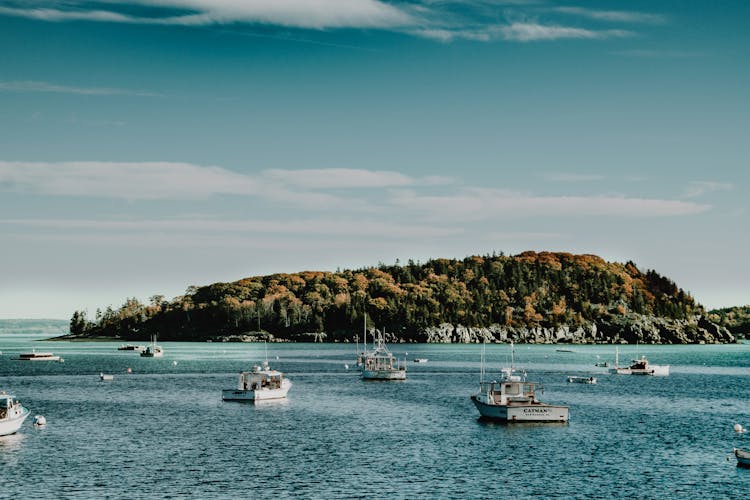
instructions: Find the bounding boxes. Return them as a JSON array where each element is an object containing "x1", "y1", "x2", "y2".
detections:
[
  {"x1": 0, "y1": 394, "x2": 19, "y2": 420},
  {"x1": 237, "y1": 364, "x2": 284, "y2": 391},
  {"x1": 478, "y1": 377, "x2": 539, "y2": 405}
]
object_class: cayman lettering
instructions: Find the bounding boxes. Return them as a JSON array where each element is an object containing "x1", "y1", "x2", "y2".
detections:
[{"x1": 522, "y1": 408, "x2": 550, "y2": 413}]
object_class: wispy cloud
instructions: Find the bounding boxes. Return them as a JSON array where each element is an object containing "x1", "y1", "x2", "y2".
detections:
[
  {"x1": 541, "y1": 172, "x2": 605, "y2": 182},
  {"x1": 499, "y1": 22, "x2": 630, "y2": 42},
  {"x1": 0, "y1": 216, "x2": 460, "y2": 239},
  {"x1": 0, "y1": 161, "x2": 258, "y2": 200},
  {"x1": 263, "y1": 168, "x2": 414, "y2": 189},
  {"x1": 0, "y1": 1, "x2": 657, "y2": 44},
  {"x1": 388, "y1": 187, "x2": 710, "y2": 220},
  {"x1": 555, "y1": 7, "x2": 666, "y2": 24},
  {"x1": 0, "y1": 0, "x2": 415, "y2": 29},
  {"x1": 1, "y1": 161, "x2": 709, "y2": 220},
  {"x1": 0, "y1": 80, "x2": 159, "y2": 97},
  {"x1": 613, "y1": 49, "x2": 706, "y2": 59},
  {"x1": 682, "y1": 181, "x2": 733, "y2": 198}
]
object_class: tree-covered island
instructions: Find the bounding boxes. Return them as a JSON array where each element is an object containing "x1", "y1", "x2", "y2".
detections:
[{"x1": 65, "y1": 251, "x2": 736, "y2": 344}]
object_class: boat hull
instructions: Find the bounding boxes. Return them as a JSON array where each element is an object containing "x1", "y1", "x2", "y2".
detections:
[
  {"x1": 0, "y1": 407, "x2": 30, "y2": 436},
  {"x1": 222, "y1": 381, "x2": 292, "y2": 402},
  {"x1": 567, "y1": 376, "x2": 596, "y2": 384},
  {"x1": 361, "y1": 369, "x2": 406, "y2": 380},
  {"x1": 471, "y1": 396, "x2": 569, "y2": 423},
  {"x1": 735, "y1": 448, "x2": 750, "y2": 468},
  {"x1": 14, "y1": 356, "x2": 61, "y2": 361},
  {"x1": 609, "y1": 365, "x2": 669, "y2": 376}
]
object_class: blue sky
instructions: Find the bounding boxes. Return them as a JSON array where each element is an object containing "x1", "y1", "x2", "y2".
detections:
[{"x1": 1, "y1": 0, "x2": 748, "y2": 319}]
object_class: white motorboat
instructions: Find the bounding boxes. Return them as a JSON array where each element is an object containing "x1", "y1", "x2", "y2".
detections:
[
  {"x1": 13, "y1": 350, "x2": 61, "y2": 362},
  {"x1": 567, "y1": 376, "x2": 597, "y2": 384},
  {"x1": 413, "y1": 358, "x2": 428, "y2": 363},
  {"x1": 608, "y1": 348, "x2": 669, "y2": 376},
  {"x1": 222, "y1": 360, "x2": 292, "y2": 402},
  {"x1": 140, "y1": 335, "x2": 163, "y2": 358},
  {"x1": 471, "y1": 342, "x2": 569, "y2": 423},
  {"x1": 99, "y1": 373, "x2": 114, "y2": 381},
  {"x1": 0, "y1": 392, "x2": 30, "y2": 436}
]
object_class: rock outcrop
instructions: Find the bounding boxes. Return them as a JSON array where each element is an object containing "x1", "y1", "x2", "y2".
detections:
[{"x1": 415, "y1": 314, "x2": 734, "y2": 344}]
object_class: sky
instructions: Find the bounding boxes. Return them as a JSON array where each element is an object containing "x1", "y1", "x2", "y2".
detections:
[{"x1": 1, "y1": 0, "x2": 748, "y2": 319}]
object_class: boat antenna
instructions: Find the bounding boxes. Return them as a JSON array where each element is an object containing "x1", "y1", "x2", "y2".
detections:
[
  {"x1": 363, "y1": 312, "x2": 367, "y2": 354},
  {"x1": 480, "y1": 339, "x2": 486, "y2": 384},
  {"x1": 510, "y1": 340, "x2": 515, "y2": 371}
]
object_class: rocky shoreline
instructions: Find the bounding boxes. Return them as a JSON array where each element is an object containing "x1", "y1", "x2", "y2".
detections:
[{"x1": 207, "y1": 314, "x2": 734, "y2": 345}]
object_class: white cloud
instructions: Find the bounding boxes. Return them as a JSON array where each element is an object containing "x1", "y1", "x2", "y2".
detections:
[
  {"x1": 388, "y1": 187, "x2": 710, "y2": 220},
  {"x1": 262, "y1": 168, "x2": 414, "y2": 189},
  {"x1": 0, "y1": 1, "x2": 655, "y2": 44},
  {"x1": 1, "y1": 161, "x2": 710, "y2": 221},
  {"x1": 555, "y1": 7, "x2": 666, "y2": 24},
  {"x1": 0, "y1": 161, "x2": 258, "y2": 200},
  {"x1": 0, "y1": 80, "x2": 159, "y2": 97},
  {"x1": 682, "y1": 181, "x2": 733, "y2": 198},
  {"x1": 0, "y1": 0, "x2": 415, "y2": 29},
  {"x1": 500, "y1": 22, "x2": 630, "y2": 42}
]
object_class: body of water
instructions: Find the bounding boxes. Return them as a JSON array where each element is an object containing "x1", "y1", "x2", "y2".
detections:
[{"x1": 2, "y1": 333, "x2": 750, "y2": 498}]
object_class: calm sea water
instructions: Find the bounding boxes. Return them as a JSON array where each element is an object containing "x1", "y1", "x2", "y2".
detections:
[{"x1": 1, "y1": 333, "x2": 750, "y2": 499}]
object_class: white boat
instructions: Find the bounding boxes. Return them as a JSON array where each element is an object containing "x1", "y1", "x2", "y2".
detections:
[
  {"x1": 734, "y1": 448, "x2": 750, "y2": 468},
  {"x1": 358, "y1": 327, "x2": 406, "y2": 381},
  {"x1": 13, "y1": 350, "x2": 61, "y2": 362},
  {"x1": 413, "y1": 358, "x2": 428, "y2": 363},
  {"x1": 471, "y1": 342, "x2": 569, "y2": 423},
  {"x1": 222, "y1": 360, "x2": 292, "y2": 402},
  {"x1": 99, "y1": 373, "x2": 114, "y2": 381},
  {"x1": 608, "y1": 348, "x2": 669, "y2": 376},
  {"x1": 567, "y1": 376, "x2": 597, "y2": 384},
  {"x1": 0, "y1": 392, "x2": 30, "y2": 436},
  {"x1": 140, "y1": 335, "x2": 163, "y2": 358}
]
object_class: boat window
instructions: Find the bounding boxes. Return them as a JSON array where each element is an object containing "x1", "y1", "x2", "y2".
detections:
[{"x1": 505, "y1": 383, "x2": 521, "y2": 395}]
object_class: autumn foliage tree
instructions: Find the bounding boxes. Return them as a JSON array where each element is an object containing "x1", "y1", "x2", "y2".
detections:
[{"x1": 70, "y1": 251, "x2": 701, "y2": 341}]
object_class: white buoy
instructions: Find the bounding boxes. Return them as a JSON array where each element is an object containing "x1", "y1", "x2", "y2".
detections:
[
  {"x1": 734, "y1": 423, "x2": 746, "y2": 433},
  {"x1": 173, "y1": 361, "x2": 178, "y2": 366},
  {"x1": 276, "y1": 356, "x2": 279, "y2": 360},
  {"x1": 344, "y1": 364, "x2": 349, "y2": 370},
  {"x1": 126, "y1": 367, "x2": 132, "y2": 374},
  {"x1": 32, "y1": 415, "x2": 46, "y2": 426}
]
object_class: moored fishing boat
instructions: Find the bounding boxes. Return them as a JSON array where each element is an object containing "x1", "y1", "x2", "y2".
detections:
[
  {"x1": 359, "y1": 330, "x2": 406, "y2": 380},
  {"x1": 117, "y1": 344, "x2": 145, "y2": 352},
  {"x1": 471, "y1": 342, "x2": 569, "y2": 423},
  {"x1": 140, "y1": 335, "x2": 163, "y2": 358},
  {"x1": 0, "y1": 392, "x2": 30, "y2": 436},
  {"x1": 13, "y1": 350, "x2": 61, "y2": 362},
  {"x1": 222, "y1": 360, "x2": 292, "y2": 402},
  {"x1": 567, "y1": 376, "x2": 597, "y2": 384},
  {"x1": 355, "y1": 314, "x2": 406, "y2": 380},
  {"x1": 608, "y1": 348, "x2": 669, "y2": 376}
]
